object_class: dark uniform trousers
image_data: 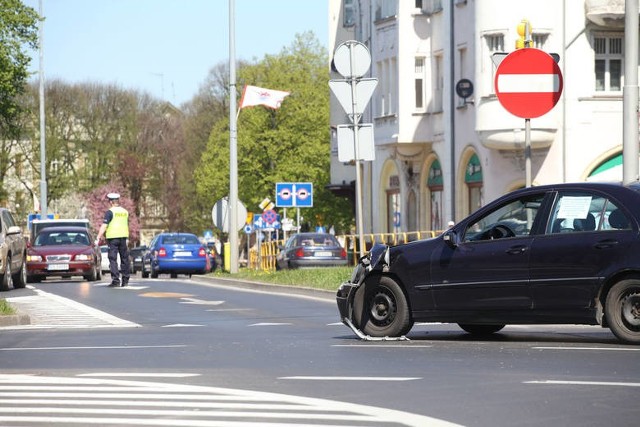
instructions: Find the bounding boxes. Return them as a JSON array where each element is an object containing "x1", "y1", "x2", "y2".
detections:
[{"x1": 108, "y1": 237, "x2": 130, "y2": 284}]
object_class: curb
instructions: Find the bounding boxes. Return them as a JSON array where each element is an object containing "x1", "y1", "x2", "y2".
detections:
[
  {"x1": 190, "y1": 275, "x2": 336, "y2": 301},
  {"x1": 0, "y1": 310, "x2": 30, "y2": 327}
]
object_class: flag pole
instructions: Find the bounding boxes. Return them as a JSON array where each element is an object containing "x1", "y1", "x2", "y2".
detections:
[{"x1": 228, "y1": 0, "x2": 239, "y2": 273}]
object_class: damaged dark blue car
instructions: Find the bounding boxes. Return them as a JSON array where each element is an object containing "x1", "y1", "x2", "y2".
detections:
[{"x1": 337, "y1": 182, "x2": 640, "y2": 344}]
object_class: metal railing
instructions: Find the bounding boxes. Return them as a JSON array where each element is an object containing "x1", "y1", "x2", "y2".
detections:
[{"x1": 247, "y1": 230, "x2": 442, "y2": 272}]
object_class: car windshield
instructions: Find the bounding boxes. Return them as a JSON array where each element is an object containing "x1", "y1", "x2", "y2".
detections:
[{"x1": 35, "y1": 231, "x2": 90, "y2": 246}]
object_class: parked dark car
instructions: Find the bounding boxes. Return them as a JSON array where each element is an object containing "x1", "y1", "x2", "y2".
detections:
[
  {"x1": 0, "y1": 208, "x2": 27, "y2": 291},
  {"x1": 26, "y1": 226, "x2": 102, "y2": 282},
  {"x1": 129, "y1": 245, "x2": 147, "y2": 274},
  {"x1": 276, "y1": 232, "x2": 347, "y2": 269},
  {"x1": 337, "y1": 182, "x2": 640, "y2": 344},
  {"x1": 141, "y1": 233, "x2": 207, "y2": 278}
]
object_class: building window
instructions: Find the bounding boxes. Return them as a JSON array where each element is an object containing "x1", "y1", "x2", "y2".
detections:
[
  {"x1": 386, "y1": 174, "x2": 401, "y2": 233},
  {"x1": 483, "y1": 33, "x2": 504, "y2": 96},
  {"x1": 377, "y1": 57, "x2": 397, "y2": 117},
  {"x1": 595, "y1": 34, "x2": 623, "y2": 92},
  {"x1": 375, "y1": 0, "x2": 397, "y2": 21},
  {"x1": 427, "y1": 159, "x2": 443, "y2": 230},
  {"x1": 344, "y1": 0, "x2": 355, "y2": 27},
  {"x1": 432, "y1": 55, "x2": 443, "y2": 112},
  {"x1": 465, "y1": 153, "x2": 483, "y2": 214},
  {"x1": 415, "y1": 57, "x2": 425, "y2": 110}
]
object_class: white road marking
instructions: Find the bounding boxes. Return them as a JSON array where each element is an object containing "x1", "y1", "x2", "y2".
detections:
[
  {"x1": 532, "y1": 346, "x2": 640, "y2": 351},
  {"x1": 248, "y1": 322, "x2": 292, "y2": 326},
  {"x1": 525, "y1": 380, "x2": 640, "y2": 388},
  {"x1": 179, "y1": 298, "x2": 225, "y2": 305},
  {"x1": 161, "y1": 324, "x2": 205, "y2": 328},
  {"x1": 77, "y1": 373, "x2": 200, "y2": 378},
  {"x1": 0, "y1": 345, "x2": 187, "y2": 351},
  {"x1": 332, "y1": 344, "x2": 433, "y2": 348},
  {"x1": 0, "y1": 374, "x2": 462, "y2": 426},
  {"x1": 280, "y1": 376, "x2": 422, "y2": 381}
]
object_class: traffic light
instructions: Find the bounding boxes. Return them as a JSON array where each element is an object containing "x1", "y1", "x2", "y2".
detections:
[{"x1": 516, "y1": 19, "x2": 532, "y2": 49}]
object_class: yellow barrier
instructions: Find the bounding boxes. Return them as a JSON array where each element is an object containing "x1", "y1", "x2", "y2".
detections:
[{"x1": 247, "y1": 231, "x2": 442, "y2": 271}]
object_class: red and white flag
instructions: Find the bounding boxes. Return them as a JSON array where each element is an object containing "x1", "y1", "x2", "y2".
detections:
[{"x1": 239, "y1": 85, "x2": 290, "y2": 110}]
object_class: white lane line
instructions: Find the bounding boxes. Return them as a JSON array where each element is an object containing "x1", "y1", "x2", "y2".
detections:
[
  {"x1": 247, "y1": 322, "x2": 292, "y2": 326},
  {"x1": 525, "y1": 380, "x2": 640, "y2": 388},
  {"x1": 532, "y1": 346, "x2": 640, "y2": 351},
  {"x1": 77, "y1": 373, "x2": 200, "y2": 378},
  {"x1": 179, "y1": 298, "x2": 225, "y2": 305},
  {"x1": 280, "y1": 376, "x2": 422, "y2": 381},
  {"x1": 332, "y1": 344, "x2": 433, "y2": 348},
  {"x1": 161, "y1": 324, "x2": 205, "y2": 328},
  {"x1": 0, "y1": 345, "x2": 187, "y2": 351}
]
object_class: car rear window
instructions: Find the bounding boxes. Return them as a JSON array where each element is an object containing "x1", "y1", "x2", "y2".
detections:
[{"x1": 162, "y1": 235, "x2": 200, "y2": 245}]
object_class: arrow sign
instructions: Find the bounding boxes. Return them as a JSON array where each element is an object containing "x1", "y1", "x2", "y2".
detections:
[
  {"x1": 494, "y1": 48, "x2": 563, "y2": 119},
  {"x1": 329, "y1": 78, "x2": 378, "y2": 119}
]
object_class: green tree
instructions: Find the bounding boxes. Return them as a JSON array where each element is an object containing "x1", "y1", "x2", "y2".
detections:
[
  {"x1": 0, "y1": 0, "x2": 39, "y2": 203},
  {"x1": 194, "y1": 32, "x2": 353, "y2": 233}
]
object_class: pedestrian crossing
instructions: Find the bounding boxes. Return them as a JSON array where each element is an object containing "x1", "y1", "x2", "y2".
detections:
[{"x1": 0, "y1": 374, "x2": 458, "y2": 426}]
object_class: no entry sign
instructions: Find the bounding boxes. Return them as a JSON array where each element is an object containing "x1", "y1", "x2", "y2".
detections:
[{"x1": 494, "y1": 48, "x2": 563, "y2": 119}]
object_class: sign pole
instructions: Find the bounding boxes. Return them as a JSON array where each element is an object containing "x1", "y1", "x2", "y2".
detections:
[
  {"x1": 525, "y1": 118, "x2": 531, "y2": 187},
  {"x1": 347, "y1": 41, "x2": 366, "y2": 259}
]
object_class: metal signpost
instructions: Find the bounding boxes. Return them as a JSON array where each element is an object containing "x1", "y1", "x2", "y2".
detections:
[{"x1": 329, "y1": 41, "x2": 377, "y2": 259}]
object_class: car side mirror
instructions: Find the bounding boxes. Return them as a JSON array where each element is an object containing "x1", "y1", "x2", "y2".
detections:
[{"x1": 443, "y1": 229, "x2": 459, "y2": 248}]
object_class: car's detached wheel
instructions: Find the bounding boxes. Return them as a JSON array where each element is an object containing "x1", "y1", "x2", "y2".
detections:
[
  {"x1": 352, "y1": 276, "x2": 412, "y2": 337},
  {"x1": 458, "y1": 324, "x2": 505, "y2": 335},
  {"x1": 606, "y1": 279, "x2": 640, "y2": 344}
]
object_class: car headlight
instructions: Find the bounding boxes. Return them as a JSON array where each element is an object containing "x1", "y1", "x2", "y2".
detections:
[
  {"x1": 75, "y1": 254, "x2": 92, "y2": 261},
  {"x1": 27, "y1": 255, "x2": 42, "y2": 262}
]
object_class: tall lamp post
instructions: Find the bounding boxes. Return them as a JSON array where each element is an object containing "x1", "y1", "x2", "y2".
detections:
[{"x1": 38, "y1": 0, "x2": 47, "y2": 218}]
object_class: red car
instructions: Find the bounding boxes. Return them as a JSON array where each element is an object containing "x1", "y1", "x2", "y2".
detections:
[{"x1": 27, "y1": 226, "x2": 102, "y2": 283}]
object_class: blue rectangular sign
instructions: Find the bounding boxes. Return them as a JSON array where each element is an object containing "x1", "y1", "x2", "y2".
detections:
[{"x1": 275, "y1": 182, "x2": 313, "y2": 208}]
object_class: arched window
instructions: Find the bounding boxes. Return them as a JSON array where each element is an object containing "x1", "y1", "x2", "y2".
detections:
[
  {"x1": 465, "y1": 153, "x2": 483, "y2": 214},
  {"x1": 427, "y1": 159, "x2": 443, "y2": 230}
]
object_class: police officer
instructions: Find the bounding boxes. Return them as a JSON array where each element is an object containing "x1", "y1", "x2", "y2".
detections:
[{"x1": 96, "y1": 193, "x2": 130, "y2": 287}]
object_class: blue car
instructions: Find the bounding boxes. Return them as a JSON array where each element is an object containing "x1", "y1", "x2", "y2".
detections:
[{"x1": 141, "y1": 233, "x2": 208, "y2": 278}]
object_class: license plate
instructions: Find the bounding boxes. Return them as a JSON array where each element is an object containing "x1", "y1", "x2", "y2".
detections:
[
  {"x1": 315, "y1": 251, "x2": 332, "y2": 257},
  {"x1": 174, "y1": 251, "x2": 191, "y2": 257},
  {"x1": 134, "y1": 257, "x2": 142, "y2": 261},
  {"x1": 47, "y1": 263, "x2": 69, "y2": 271}
]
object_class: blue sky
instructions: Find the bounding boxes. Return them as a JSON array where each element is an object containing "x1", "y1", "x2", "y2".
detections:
[{"x1": 23, "y1": 0, "x2": 329, "y2": 105}]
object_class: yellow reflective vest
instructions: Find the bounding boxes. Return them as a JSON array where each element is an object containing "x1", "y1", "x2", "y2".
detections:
[{"x1": 105, "y1": 206, "x2": 129, "y2": 239}]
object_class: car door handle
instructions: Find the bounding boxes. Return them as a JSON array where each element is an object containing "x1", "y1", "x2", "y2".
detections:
[
  {"x1": 594, "y1": 239, "x2": 619, "y2": 249},
  {"x1": 505, "y1": 245, "x2": 528, "y2": 255}
]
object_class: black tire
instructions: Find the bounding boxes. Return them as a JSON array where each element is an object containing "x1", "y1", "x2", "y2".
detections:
[
  {"x1": 170, "y1": 273, "x2": 178, "y2": 279},
  {"x1": 84, "y1": 265, "x2": 98, "y2": 282},
  {"x1": 605, "y1": 279, "x2": 640, "y2": 344},
  {"x1": 150, "y1": 265, "x2": 158, "y2": 279},
  {"x1": 352, "y1": 276, "x2": 413, "y2": 337},
  {"x1": 458, "y1": 324, "x2": 506, "y2": 335},
  {"x1": 0, "y1": 254, "x2": 12, "y2": 292},
  {"x1": 141, "y1": 261, "x2": 149, "y2": 278},
  {"x1": 12, "y1": 256, "x2": 27, "y2": 289}
]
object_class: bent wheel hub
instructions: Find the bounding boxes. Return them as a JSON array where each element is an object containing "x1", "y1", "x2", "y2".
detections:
[
  {"x1": 621, "y1": 292, "x2": 640, "y2": 328},
  {"x1": 369, "y1": 289, "x2": 395, "y2": 325}
]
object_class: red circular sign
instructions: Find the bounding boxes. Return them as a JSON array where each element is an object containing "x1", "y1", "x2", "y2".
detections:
[{"x1": 494, "y1": 48, "x2": 563, "y2": 119}]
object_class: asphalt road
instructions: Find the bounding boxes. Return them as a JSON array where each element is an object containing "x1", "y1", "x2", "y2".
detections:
[{"x1": 1, "y1": 275, "x2": 639, "y2": 426}]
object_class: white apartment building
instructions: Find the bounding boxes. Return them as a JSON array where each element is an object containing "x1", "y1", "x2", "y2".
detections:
[{"x1": 328, "y1": 0, "x2": 635, "y2": 234}]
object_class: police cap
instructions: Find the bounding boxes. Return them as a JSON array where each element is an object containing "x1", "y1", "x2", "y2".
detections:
[{"x1": 106, "y1": 192, "x2": 120, "y2": 200}]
